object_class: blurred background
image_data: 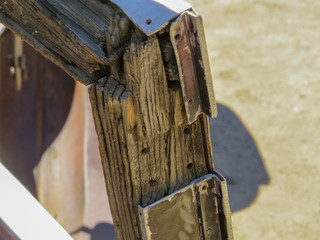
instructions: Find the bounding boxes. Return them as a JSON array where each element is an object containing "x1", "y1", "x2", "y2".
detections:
[
  {"x1": 1, "y1": 0, "x2": 320, "y2": 239},
  {"x1": 197, "y1": 0, "x2": 320, "y2": 239}
]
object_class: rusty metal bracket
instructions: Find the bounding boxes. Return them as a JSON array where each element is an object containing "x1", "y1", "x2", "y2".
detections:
[
  {"x1": 109, "y1": 0, "x2": 217, "y2": 124},
  {"x1": 170, "y1": 11, "x2": 217, "y2": 124},
  {"x1": 139, "y1": 172, "x2": 233, "y2": 240}
]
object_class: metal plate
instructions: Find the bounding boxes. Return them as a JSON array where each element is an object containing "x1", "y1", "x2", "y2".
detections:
[
  {"x1": 139, "y1": 173, "x2": 233, "y2": 240},
  {"x1": 110, "y1": 0, "x2": 192, "y2": 35},
  {"x1": 139, "y1": 184, "x2": 201, "y2": 240},
  {"x1": 170, "y1": 11, "x2": 217, "y2": 124},
  {"x1": 217, "y1": 174, "x2": 234, "y2": 240},
  {"x1": 196, "y1": 176, "x2": 222, "y2": 240}
]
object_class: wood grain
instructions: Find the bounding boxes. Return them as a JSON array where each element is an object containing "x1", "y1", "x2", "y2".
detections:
[
  {"x1": 0, "y1": 0, "x2": 125, "y2": 85},
  {"x1": 89, "y1": 35, "x2": 214, "y2": 239}
]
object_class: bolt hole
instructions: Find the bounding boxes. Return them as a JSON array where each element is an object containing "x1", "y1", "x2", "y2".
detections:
[
  {"x1": 175, "y1": 34, "x2": 181, "y2": 40},
  {"x1": 184, "y1": 128, "x2": 190, "y2": 135},
  {"x1": 187, "y1": 163, "x2": 193, "y2": 169},
  {"x1": 149, "y1": 179, "x2": 157, "y2": 187},
  {"x1": 187, "y1": 98, "x2": 193, "y2": 105},
  {"x1": 146, "y1": 19, "x2": 152, "y2": 25},
  {"x1": 202, "y1": 185, "x2": 207, "y2": 191},
  {"x1": 141, "y1": 148, "x2": 150, "y2": 154}
]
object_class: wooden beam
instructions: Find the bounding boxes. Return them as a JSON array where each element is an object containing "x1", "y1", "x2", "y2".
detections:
[
  {"x1": 0, "y1": 0, "x2": 130, "y2": 85},
  {"x1": 89, "y1": 32, "x2": 214, "y2": 239}
]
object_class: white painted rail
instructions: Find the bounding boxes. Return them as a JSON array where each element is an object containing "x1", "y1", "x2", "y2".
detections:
[{"x1": 0, "y1": 162, "x2": 73, "y2": 240}]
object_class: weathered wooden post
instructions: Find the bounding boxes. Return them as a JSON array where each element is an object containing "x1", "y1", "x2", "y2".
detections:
[{"x1": 0, "y1": 0, "x2": 233, "y2": 239}]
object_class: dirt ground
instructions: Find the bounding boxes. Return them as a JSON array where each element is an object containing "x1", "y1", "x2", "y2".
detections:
[{"x1": 190, "y1": 0, "x2": 320, "y2": 239}]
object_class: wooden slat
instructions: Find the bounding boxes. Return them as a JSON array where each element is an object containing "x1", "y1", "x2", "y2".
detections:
[{"x1": 0, "y1": 0, "x2": 124, "y2": 84}]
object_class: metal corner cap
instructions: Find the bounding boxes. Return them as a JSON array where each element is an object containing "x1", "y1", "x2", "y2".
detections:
[{"x1": 110, "y1": 0, "x2": 192, "y2": 36}]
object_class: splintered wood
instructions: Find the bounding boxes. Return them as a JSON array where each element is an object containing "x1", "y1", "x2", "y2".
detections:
[{"x1": 89, "y1": 36, "x2": 213, "y2": 240}]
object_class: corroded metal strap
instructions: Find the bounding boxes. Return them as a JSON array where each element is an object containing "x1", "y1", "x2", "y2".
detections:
[
  {"x1": 110, "y1": 0, "x2": 217, "y2": 124},
  {"x1": 170, "y1": 11, "x2": 217, "y2": 124}
]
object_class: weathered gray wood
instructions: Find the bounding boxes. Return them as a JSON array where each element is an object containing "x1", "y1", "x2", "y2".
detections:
[
  {"x1": 89, "y1": 35, "x2": 214, "y2": 239},
  {"x1": 0, "y1": 0, "x2": 128, "y2": 85}
]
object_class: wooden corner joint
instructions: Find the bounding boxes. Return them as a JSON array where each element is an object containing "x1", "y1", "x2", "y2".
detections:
[{"x1": 109, "y1": 0, "x2": 218, "y2": 124}]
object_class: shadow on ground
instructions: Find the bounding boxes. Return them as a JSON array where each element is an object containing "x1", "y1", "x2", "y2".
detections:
[
  {"x1": 75, "y1": 103, "x2": 270, "y2": 239},
  {"x1": 210, "y1": 103, "x2": 269, "y2": 212}
]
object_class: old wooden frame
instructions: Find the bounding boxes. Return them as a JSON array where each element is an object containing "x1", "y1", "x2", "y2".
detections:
[{"x1": 0, "y1": 1, "x2": 231, "y2": 239}]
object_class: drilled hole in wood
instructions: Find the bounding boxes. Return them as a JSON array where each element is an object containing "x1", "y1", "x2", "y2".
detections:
[
  {"x1": 146, "y1": 19, "x2": 152, "y2": 25},
  {"x1": 149, "y1": 179, "x2": 158, "y2": 187},
  {"x1": 187, "y1": 98, "x2": 193, "y2": 105},
  {"x1": 187, "y1": 163, "x2": 193, "y2": 169},
  {"x1": 184, "y1": 128, "x2": 190, "y2": 135},
  {"x1": 202, "y1": 185, "x2": 207, "y2": 191},
  {"x1": 141, "y1": 148, "x2": 150, "y2": 154},
  {"x1": 175, "y1": 34, "x2": 181, "y2": 40}
]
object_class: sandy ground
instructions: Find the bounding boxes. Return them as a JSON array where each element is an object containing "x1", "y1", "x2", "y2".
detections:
[{"x1": 189, "y1": 0, "x2": 320, "y2": 239}]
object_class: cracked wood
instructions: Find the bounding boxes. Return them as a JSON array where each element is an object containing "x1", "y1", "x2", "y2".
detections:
[
  {"x1": 0, "y1": 0, "x2": 130, "y2": 85},
  {"x1": 89, "y1": 36, "x2": 214, "y2": 239}
]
